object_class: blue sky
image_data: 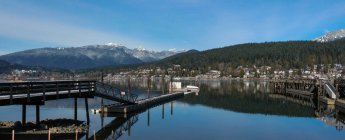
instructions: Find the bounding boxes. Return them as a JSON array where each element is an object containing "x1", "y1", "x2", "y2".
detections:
[{"x1": 0, "y1": 0, "x2": 345, "y2": 54}]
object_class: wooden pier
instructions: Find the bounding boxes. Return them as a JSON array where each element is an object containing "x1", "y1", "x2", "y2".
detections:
[
  {"x1": 0, "y1": 80, "x2": 96, "y2": 129},
  {"x1": 270, "y1": 79, "x2": 345, "y2": 109},
  {"x1": 269, "y1": 79, "x2": 317, "y2": 107},
  {"x1": 0, "y1": 80, "x2": 96, "y2": 106}
]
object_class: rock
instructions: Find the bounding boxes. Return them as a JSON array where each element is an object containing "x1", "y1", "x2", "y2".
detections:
[
  {"x1": 26, "y1": 122, "x2": 35, "y2": 128},
  {"x1": 14, "y1": 121, "x2": 22, "y2": 129},
  {"x1": 39, "y1": 124, "x2": 46, "y2": 129}
]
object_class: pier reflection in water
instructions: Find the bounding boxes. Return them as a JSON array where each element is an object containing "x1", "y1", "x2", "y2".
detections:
[{"x1": 1, "y1": 79, "x2": 345, "y2": 140}]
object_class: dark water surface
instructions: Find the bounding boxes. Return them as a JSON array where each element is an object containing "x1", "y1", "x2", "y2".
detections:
[{"x1": 0, "y1": 79, "x2": 344, "y2": 140}]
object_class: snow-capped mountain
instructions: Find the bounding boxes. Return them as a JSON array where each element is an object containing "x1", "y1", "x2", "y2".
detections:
[
  {"x1": 125, "y1": 47, "x2": 184, "y2": 62},
  {"x1": 0, "y1": 44, "x2": 184, "y2": 69},
  {"x1": 313, "y1": 29, "x2": 345, "y2": 42}
]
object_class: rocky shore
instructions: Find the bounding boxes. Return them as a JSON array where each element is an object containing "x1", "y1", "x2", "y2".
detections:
[{"x1": 0, "y1": 119, "x2": 88, "y2": 134}]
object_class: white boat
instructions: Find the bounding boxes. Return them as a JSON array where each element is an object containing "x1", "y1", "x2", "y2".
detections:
[{"x1": 186, "y1": 85, "x2": 199, "y2": 92}]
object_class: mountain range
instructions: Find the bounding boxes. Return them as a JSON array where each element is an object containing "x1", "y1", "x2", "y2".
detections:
[
  {"x1": 0, "y1": 43, "x2": 184, "y2": 70},
  {"x1": 1, "y1": 28, "x2": 345, "y2": 72}
]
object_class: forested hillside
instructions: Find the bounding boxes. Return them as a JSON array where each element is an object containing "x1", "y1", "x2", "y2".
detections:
[
  {"x1": 0, "y1": 60, "x2": 27, "y2": 74},
  {"x1": 86, "y1": 39, "x2": 345, "y2": 76},
  {"x1": 157, "y1": 39, "x2": 345, "y2": 71}
]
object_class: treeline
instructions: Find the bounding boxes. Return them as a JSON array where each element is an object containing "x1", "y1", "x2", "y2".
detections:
[
  {"x1": 155, "y1": 39, "x2": 345, "y2": 73},
  {"x1": 0, "y1": 60, "x2": 25, "y2": 74}
]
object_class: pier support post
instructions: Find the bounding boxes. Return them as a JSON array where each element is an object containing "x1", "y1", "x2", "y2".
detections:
[
  {"x1": 85, "y1": 98, "x2": 90, "y2": 124},
  {"x1": 162, "y1": 104, "x2": 165, "y2": 119},
  {"x1": 147, "y1": 109, "x2": 150, "y2": 127},
  {"x1": 22, "y1": 104, "x2": 26, "y2": 126},
  {"x1": 74, "y1": 98, "x2": 78, "y2": 122},
  {"x1": 127, "y1": 121, "x2": 131, "y2": 136},
  {"x1": 170, "y1": 101, "x2": 173, "y2": 116},
  {"x1": 36, "y1": 105, "x2": 40, "y2": 127}
]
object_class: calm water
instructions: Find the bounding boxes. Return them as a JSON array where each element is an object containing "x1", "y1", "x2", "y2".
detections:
[{"x1": 0, "y1": 79, "x2": 344, "y2": 140}]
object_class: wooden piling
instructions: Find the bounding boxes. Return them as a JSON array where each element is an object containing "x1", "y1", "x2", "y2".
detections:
[
  {"x1": 48, "y1": 129, "x2": 51, "y2": 140},
  {"x1": 22, "y1": 104, "x2": 26, "y2": 126},
  {"x1": 74, "y1": 98, "x2": 78, "y2": 122},
  {"x1": 36, "y1": 105, "x2": 40, "y2": 126},
  {"x1": 75, "y1": 129, "x2": 78, "y2": 140},
  {"x1": 12, "y1": 130, "x2": 14, "y2": 140},
  {"x1": 85, "y1": 98, "x2": 90, "y2": 124}
]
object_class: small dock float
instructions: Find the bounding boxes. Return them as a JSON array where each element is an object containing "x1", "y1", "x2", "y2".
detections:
[{"x1": 319, "y1": 96, "x2": 335, "y2": 105}]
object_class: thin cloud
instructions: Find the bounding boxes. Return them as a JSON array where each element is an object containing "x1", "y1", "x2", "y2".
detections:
[{"x1": 0, "y1": 10, "x2": 165, "y2": 50}]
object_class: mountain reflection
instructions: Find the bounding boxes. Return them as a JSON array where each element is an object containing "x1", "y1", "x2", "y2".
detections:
[{"x1": 110, "y1": 79, "x2": 315, "y2": 117}]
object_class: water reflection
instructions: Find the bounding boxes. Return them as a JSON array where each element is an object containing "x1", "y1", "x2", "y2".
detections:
[
  {"x1": 1, "y1": 79, "x2": 345, "y2": 140},
  {"x1": 100, "y1": 79, "x2": 344, "y2": 140},
  {"x1": 316, "y1": 102, "x2": 345, "y2": 131},
  {"x1": 180, "y1": 80, "x2": 314, "y2": 117},
  {"x1": 90, "y1": 114, "x2": 138, "y2": 140},
  {"x1": 90, "y1": 100, "x2": 175, "y2": 140}
]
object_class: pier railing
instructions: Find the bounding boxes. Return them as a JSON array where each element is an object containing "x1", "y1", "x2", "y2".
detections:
[{"x1": 0, "y1": 80, "x2": 96, "y2": 104}]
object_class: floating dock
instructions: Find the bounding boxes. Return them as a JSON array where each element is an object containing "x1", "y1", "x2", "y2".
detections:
[
  {"x1": 101, "y1": 92, "x2": 191, "y2": 113},
  {"x1": 319, "y1": 96, "x2": 335, "y2": 105}
]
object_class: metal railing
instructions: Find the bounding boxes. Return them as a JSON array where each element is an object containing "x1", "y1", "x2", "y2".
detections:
[{"x1": 95, "y1": 82, "x2": 138, "y2": 104}]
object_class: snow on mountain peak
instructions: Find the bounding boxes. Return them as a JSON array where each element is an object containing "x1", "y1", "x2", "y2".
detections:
[
  {"x1": 136, "y1": 46, "x2": 147, "y2": 51},
  {"x1": 168, "y1": 48, "x2": 177, "y2": 52},
  {"x1": 56, "y1": 47, "x2": 65, "y2": 50},
  {"x1": 314, "y1": 29, "x2": 345, "y2": 42},
  {"x1": 105, "y1": 42, "x2": 120, "y2": 47}
]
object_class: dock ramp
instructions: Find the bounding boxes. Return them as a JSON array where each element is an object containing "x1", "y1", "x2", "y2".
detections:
[
  {"x1": 95, "y1": 82, "x2": 137, "y2": 105},
  {"x1": 324, "y1": 82, "x2": 337, "y2": 99}
]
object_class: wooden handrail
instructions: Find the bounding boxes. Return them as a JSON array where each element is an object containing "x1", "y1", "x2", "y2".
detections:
[{"x1": 0, "y1": 80, "x2": 96, "y2": 97}]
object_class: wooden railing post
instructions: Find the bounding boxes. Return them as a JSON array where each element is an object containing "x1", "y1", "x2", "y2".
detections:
[
  {"x1": 68, "y1": 82, "x2": 72, "y2": 97},
  {"x1": 56, "y1": 82, "x2": 59, "y2": 99},
  {"x1": 27, "y1": 82, "x2": 30, "y2": 103},
  {"x1": 93, "y1": 81, "x2": 96, "y2": 92},
  {"x1": 78, "y1": 81, "x2": 82, "y2": 96},
  {"x1": 10, "y1": 83, "x2": 13, "y2": 104},
  {"x1": 87, "y1": 81, "x2": 91, "y2": 94},
  {"x1": 43, "y1": 83, "x2": 46, "y2": 101}
]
